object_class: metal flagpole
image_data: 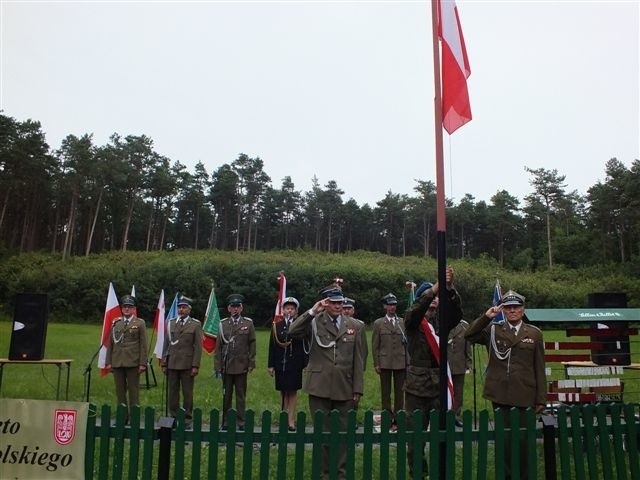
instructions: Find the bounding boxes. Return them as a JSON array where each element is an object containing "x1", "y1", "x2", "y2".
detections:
[{"x1": 431, "y1": 0, "x2": 451, "y2": 477}]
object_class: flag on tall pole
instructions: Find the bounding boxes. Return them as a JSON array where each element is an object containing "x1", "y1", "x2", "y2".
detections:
[
  {"x1": 97, "y1": 283, "x2": 120, "y2": 376},
  {"x1": 273, "y1": 273, "x2": 287, "y2": 323},
  {"x1": 492, "y1": 278, "x2": 505, "y2": 323},
  {"x1": 421, "y1": 318, "x2": 455, "y2": 410},
  {"x1": 153, "y1": 290, "x2": 166, "y2": 360},
  {"x1": 130, "y1": 285, "x2": 138, "y2": 318},
  {"x1": 438, "y1": 0, "x2": 472, "y2": 134},
  {"x1": 406, "y1": 281, "x2": 416, "y2": 307},
  {"x1": 202, "y1": 287, "x2": 221, "y2": 354}
]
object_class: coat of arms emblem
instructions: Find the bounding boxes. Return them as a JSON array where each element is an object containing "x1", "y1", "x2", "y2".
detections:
[{"x1": 54, "y1": 409, "x2": 77, "y2": 445}]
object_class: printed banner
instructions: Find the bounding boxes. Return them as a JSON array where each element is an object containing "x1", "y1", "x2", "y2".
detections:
[{"x1": 0, "y1": 398, "x2": 88, "y2": 480}]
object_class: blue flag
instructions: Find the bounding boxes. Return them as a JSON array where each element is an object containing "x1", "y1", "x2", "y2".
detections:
[
  {"x1": 492, "y1": 279, "x2": 505, "y2": 323},
  {"x1": 167, "y1": 292, "x2": 180, "y2": 322}
]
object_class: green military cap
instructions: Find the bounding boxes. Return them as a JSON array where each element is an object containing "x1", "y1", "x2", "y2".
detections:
[
  {"x1": 500, "y1": 290, "x2": 525, "y2": 306},
  {"x1": 382, "y1": 293, "x2": 398, "y2": 305},
  {"x1": 121, "y1": 294, "x2": 136, "y2": 306},
  {"x1": 227, "y1": 293, "x2": 245, "y2": 306}
]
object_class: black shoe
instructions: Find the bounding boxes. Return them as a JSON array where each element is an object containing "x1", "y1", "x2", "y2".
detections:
[
  {"x1": 220, "y1": 425, "x2": 227, "y2": 432},
  {"x1": 237, "y1": 424, "x2": 244, "y2": 431},
  {"x1": 455, "y1": 419, "x2": 463, "y2": 428},
  {"x1": 288, "y1": 426, "x2": 296, "y2": 432}
]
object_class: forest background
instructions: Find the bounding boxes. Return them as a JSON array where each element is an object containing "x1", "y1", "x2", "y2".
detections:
[{"x1": 0, "y1": 112, "x2": 639, "y2": 321}]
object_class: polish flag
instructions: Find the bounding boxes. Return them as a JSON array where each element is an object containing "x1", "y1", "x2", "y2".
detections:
[
  {"x1": 97, "y1": 283, "x2": 121, "y2": 376},
  {"x1": 153, "y1": 290, "x2": 166, "y2": 361},
  {"x1": 439, "y1": 0, "x2": 472, "y2": 134},
  {"x1": 273, "y1": 273, "x2": 287, "y2": 323}
]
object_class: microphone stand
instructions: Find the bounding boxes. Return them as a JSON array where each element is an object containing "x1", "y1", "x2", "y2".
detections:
[{"x1": 84, "y1": 345, "x2": 102, "y2": 402}]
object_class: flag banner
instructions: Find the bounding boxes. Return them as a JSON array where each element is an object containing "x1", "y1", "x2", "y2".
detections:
[
  {"x1": 202, "y1": 287, "x2": 221, "y2": 354},
  {"x1": 438, "y1": 0, "x2": 472, "y2": 134},
  {"x1": 130, "y1": 285, "x2": 138, "y2": 318},
  {"x1": 420, "y1": 318, "x2": 455, "y2": 410},
  {"x1": 0, "y1": 399, "x2": 89, "y2": 480},
  {"x1": 492, "y1": 279, "x2": 505, "y2": 323},
  {"x1": 153, "y1": 290, "x2": 166, "y2": 360},
  {"x1": 406, "y1": 281, "x2": 416, "y2": 307},
  {"x1": 97, "y1": 283, "x2": 120, "y2": 376},
  {"x1": 273, "y1": 273, "x2": 287, "y2": 323}
]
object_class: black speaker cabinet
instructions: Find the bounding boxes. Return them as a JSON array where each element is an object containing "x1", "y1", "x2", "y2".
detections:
[
  {"x1": 8, "y1": 293, "x2": 49, "y2": 361},
  {"x1": 588, "y1": 292, "x2": 631, "y2": 366}
]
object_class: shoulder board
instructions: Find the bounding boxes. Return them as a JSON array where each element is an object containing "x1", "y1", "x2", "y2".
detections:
[
  {"x1": 354, "y1": 318, "x2": 364, "y2": 325},
  {"x1": 243, "y1": 317, "x2": 253, "y2": 323},
  {"x1": 112, "y1": 317, "x2": 123, "y2": 324},
  {"x1": 167, "y1": 317, "x2": 178, "y2": 323},
  {"x1": 525, "y1": 323, "x2": 541, "y2": 333},
  {"x1": 191, "y1": 318, "x2": 201, "y2": 324}
]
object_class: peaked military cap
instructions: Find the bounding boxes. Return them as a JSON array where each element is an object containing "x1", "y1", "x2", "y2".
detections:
[
  {"x1": 121, "y1": 294, "x2": 136, "y2": 306},
  {"x1": 177, "y1": 296, "x2": 193, "y2": 307},
  {"x1": 319, "y1": 285, "x2": 344, "y2": 302},
  {"x1": 382, "y1": 293, "x2": 398, "y2": 305},
  {"x1": 282, "y1": 296, "x2": 299, "y2": 309},
  {"x1": 343, "y1": 297, "x2": 355, "y2": 308},
  {"x1": 227, "y1": 293, "x2": 245, "y2": 306},
  {"x1": 500, "y1": 290, "x2": 525, "y2": 306}
]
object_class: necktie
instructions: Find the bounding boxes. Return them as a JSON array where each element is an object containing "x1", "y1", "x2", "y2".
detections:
[
  {"x1": 333, "y1": 317, "x2": 339, "y2": 330},
  {"x1": 179, "y1": 318, "x2": 185, "y2": 327},
  {"x1": 511, "y1": 326, "x2": 517, "y2": 335}
]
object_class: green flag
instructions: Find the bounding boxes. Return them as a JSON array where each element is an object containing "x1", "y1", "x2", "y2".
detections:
[{"x1": 202, "y1": 287, "x2": 220, "y2": 354}]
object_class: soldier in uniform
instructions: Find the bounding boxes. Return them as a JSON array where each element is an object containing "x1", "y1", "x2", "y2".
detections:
[
  {"x1": 214, "y1": 293, "x2": 256, "y2": 431},
  {"x1": 288, "y1": 284, "x2": 365, "y2": 479},
  {"x1": 268, "y1": 296, "x2": 308, "y2": 431},
  {"x1": 404, "y1": 267, "x2": 462, "y2": 479},
  {"x1": 161, "y1": 296, "x2": 202, "y2": 428},
  {"x1": 372, "y1": 293, "x2": 407, "y2": 430},
  {"x1": 342, "y1": 297, "x2": 368, "y2": 413},
  {"x1": 447, "y1": 318, "x2": 472, "y2": 427},
  {"x1": 465, "y1": 290, "x2": 546, "y2": 480},
  {"x1": 106, "y1": 294, "x2": 147, "y2": 421}
]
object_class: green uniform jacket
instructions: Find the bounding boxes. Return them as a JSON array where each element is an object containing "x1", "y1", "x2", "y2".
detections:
[
  {"x1": 403, "y1": 287, "x2": 463, "y2": 398},
  {"x1": 372, "y1": 316, "x2": 407, "y2": 370},
  {"x1": 465, "y1": 314, "x2": 547, "y2": 408},
  {"x1": 447, "y1": 320, "x2": 472, "y2": 376},
  {"x1": 162, "y1": 316, "x2": 203, "y2": 370},
  {"x1": 214, "y1": 316, "x2": 257, "y2": 374},
  {"x1": 289, "y1": 310, "x2": 364, "y2": 401},
  {"x1": 106, "y1": 316, "x2": 147, "y2": 368}
]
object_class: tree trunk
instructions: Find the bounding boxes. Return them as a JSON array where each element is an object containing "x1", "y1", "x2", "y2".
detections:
[
  {"x1": 85, "y1": 188, "x2": 103, "y2": 256},
  {"x1": 546, "y1": 209, "x2": 553, "y2": 268},
  {"x1": 121, "y1": 196, "x2": 135, "y2": 252},
  {"x1": 62, "y1": 191, "x2": 78, "y2": 260},
  {"x1": 194, "y1": 205, "x2": 200, "y2": 249},
  {"x1": 0, "y1": 188, "x2": 10, "y2": 235}
]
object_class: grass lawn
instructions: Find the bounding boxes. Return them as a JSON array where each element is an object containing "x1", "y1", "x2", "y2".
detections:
[{"x1": 1, "y1": 320, "x2": 638, "y2": 422}]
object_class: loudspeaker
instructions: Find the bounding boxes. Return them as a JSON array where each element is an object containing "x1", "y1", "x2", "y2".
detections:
[
  {"x1": 8, "y1": 293, "x2": 49, "y2": 361},
  {"x1": 588, "y1": 292, "x2": 630, "y2": 366}
]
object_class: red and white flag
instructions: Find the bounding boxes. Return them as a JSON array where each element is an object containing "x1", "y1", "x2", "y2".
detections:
[
  {"x1": 438, "y1": 0, "x2": 472, "y2": 134},
  {"x1": 153, "y1": 289, "x2": 166, "y2": 361},
  {"x1": 420, "y1": 318, "x2": 455, "y2": 410},
  {"x1": 273, "y1": 273, "x2": 287, "y2": 323},
  {"x1": 97, "y1": 283, "x2": 120, "y2": 376}
]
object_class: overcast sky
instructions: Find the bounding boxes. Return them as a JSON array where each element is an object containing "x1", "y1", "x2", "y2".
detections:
[{"x1": 2, "y1": 1, "x2": 638, "y2": 207}]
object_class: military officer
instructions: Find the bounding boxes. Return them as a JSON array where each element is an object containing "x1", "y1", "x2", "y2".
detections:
[
  {"x1": 372, "y1": 293, "x2": 407, "y2": 430},
  {"x1": 447, "y1": 318, "x2": 472, "y2": 427},
  {"x1": 342, "y1": 297, "x2": 368, "y2": 371},
  {"x1": 342, "y1": 297, "x2": 368, "y2": 413},
  {"x1": 161, "y1": 296, "x2": 202, "y2": 428},
  {"x1": 214, "y1": 293, "x2": 256, "y2": 431},
  {"x1": 288, "y1": 284, "x2": 365, "y2": 479},
  {"x1": 106, "y1": 294, "x2": 147, "y2": 420},
  {"x1": 465, "y1": 290, "x2": 546, "y2": 480},
  {"x1": 404, "y1": 267, "x2": 462, "y2": 479}
]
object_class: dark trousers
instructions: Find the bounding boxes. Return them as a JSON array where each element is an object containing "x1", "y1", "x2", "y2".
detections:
[
  {"x1": 379, "y1": 368, "x2": 406, "y2": 423},
  {"x1": 493, "y1": 403, "x2": 529, "y2": 480},
  {"x1": 405, "y1": 391, "x2": 440, "y2": 479},
  {"x1": 222, "y1": 372, "x2": 248, "y2": 427},
  {"x1": 452, "y1": 373, "x2": 465, "y2": 417},
  {"x1": 112, "y1": 366, "x2": 140, "y2": 410},
  {"x1": 309, "y1": 394, "x2": 352, "y2": 480},
  {"x1": 167, "y1": 369, "x2": 194, "y2": 419}
]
